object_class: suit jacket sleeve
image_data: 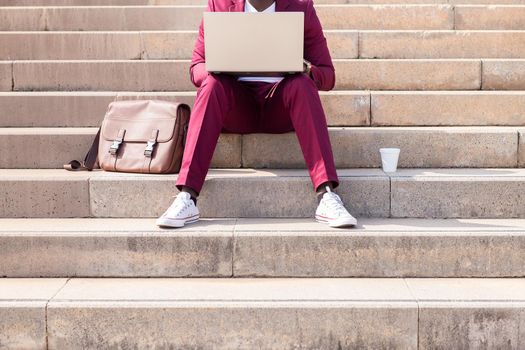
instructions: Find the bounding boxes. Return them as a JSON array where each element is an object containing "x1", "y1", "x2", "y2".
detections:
[
  {"x1": 304, "y1": 0, "x2": 336, "y2": 91},
  {"x1": 189, "y1": 0, "x2": 214, "y2": 88}
]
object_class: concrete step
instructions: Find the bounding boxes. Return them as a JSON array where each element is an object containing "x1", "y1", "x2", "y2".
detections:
[
  {"x1": 1, "y1": 277, "x2": 525, "y2": 349},
  {"x1": 0, "y1": 5, "x2": 456, "y2": 31},
  {"x1": 455, "y1": 5, "x2": 525, "y2": 29},
  {"x1": 1, "y1": 168, "x2": 525, "y2": 218},
  {"x1": 1, "y1": 5, "x2": 523, "y2": 30},
  {"x1": 0, "y1": 30, "x2": 357, "y2": 60},
  {"x1": 1, "y1": 217, "x2": 524, "y2": 277},
  {"x1": 2, "y1": 91, "x2": 525, "y2": 127},
  {"x1": 4, "y1": 30, "x2": 525, "y2": 60},
  {"x1": 0, "y1": 91, "x2": 371, "y2": 127},
  {"x1": 4, "y1": 59, "x2": 486, "y2": 91},
  {"x1": 0, "y1": 126, "x2": 520, "y2": 169}
]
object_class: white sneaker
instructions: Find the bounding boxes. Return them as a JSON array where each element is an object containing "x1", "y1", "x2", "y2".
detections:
[
  {"x1": 156, "y1": 191, "x2": 200, "y2": 228},
  {"x1": 315, "y1": 186, "x2": 357, "y2": 228}
]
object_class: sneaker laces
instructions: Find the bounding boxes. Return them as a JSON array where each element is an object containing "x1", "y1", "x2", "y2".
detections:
[
  {"x1": 167, "y1": 193, "x2": 192, "y2": 214},
  {"x1": 323, "y1": 192, "x2": 348, "y2": 215}
]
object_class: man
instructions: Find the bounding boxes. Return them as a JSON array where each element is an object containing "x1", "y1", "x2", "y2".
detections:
[{"x1": 156, "y1": 0, "x2": 357, "y2": 228}]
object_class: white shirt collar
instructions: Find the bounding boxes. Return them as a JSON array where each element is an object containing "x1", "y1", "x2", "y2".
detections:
[{"x1": 245, "y1": 0, "x2": 276, "y2": 12}]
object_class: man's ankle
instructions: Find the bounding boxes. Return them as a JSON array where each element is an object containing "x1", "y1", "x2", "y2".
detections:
[
  {"x1": 315, "y1": 181, "x2": 334, "y2": 203},
  {"x1": 181, "y1": 186, "x2": 198, "y2": 205}
]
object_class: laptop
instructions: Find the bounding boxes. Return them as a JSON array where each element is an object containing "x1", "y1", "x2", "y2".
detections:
[{"x1": 203, "y1": 12, "x2": 304, "y2": 74}]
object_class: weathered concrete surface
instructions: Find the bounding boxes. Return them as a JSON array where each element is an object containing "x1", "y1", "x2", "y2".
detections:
[
  {"x1": 334, "y1": 59, "x2": 481, "y2": 90},
  {"x1": 142, "y1": 30, "x2": 358, "y2": 59},
  {"x1": 418, "y1": 303, "x2": 525, "y2": 349},
  {"x1": 371, "y1": 91, "x2": 525, "y2": 126},
  {"x1": 0, "y1": 5, "x2": 453, "y2": 31},
  {"x1": 89, "y1": 169, "x2": 390, "y2": 218},
  {"x1": 0, "y1": 91, "x2": 370, "y2": 127},
  {"x1": 13, "y1": 60, "x2": 194, "y2": 92},
  {"x1": 233, "y1": 218, "x2": 525, "y2": 277},
  {"x1": 0, "y1": 62, "x2": 12, "y2": 91},
  {"x1": 455, "y1": 5, "x2": 525, "y2": 30},
  {"x1": 0, "y1": 31, "x2": 355, "y2": 60},
  {"x1": 2, "y1": 218, "x2": 525, "y2": 277},
  {"x1": 0, "y1": 169, "x2": 90, "y2": 218},
  {"x1": 390, "y1": 169, "x2": 525, "y2": 218},
  {"x1": 47, "y1": 278, "x2": 417, "y2": 349},
  {"x1": 0, "y1": 218, "x2": 234, "y2": 277},
  {"x1": 0, "y1": 303, "x2": 47, "y2": 350},
  {"x1": 0, "y1": 32, "x2": 142, "y2": 60},
  {"x1": 2, "y1": 278, "x2": 524, "y2": 349},
  {"x1": 519, "y1": 129, "x2": 525, "y2": 167},
  {"x1": 312, "y1": 4, "x2": 453, "y2": 30},
  {"x1": 360, "y1": 30, "x2": 525, "y2": 58},
  {"x1": 408, "y1": 278, "x2": 525, "y2": 349},
  {"x1": 241, "y1": 127, "x2": 519, "y2": 168},
  {"x1": 482, "y1": 59, "x2": 525, "y2": 90},
  {"x1": 12, "y1": 59, "x2": 481, "y2": 92},
  {"x1": 2, "y1": 126, "x2": 518, "y2": 168},
  {"x1": 0, "y1": 279, "x2": 68, "y2": 350}
]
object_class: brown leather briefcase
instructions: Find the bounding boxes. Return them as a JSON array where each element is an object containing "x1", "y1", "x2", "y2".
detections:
[{"x1": 64, "y1": 99, "x2": 190, "y2": 174}]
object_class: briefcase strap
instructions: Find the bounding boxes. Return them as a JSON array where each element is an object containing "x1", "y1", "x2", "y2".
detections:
[{"x1": 63, "y1": 127, "x2": 101, "y2": 171}]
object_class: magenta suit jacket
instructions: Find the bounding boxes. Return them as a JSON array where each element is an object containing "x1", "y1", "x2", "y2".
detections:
[{"x1": 189, "y1": 0, "x2": 336, "y2": 91}]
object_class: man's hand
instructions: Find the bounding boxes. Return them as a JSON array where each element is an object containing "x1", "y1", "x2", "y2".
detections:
[{"x1": 303, "y1": 59, "x2": 312, "y2": 78}]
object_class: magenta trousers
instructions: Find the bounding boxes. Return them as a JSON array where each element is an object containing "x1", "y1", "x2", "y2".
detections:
[{"x1": 175, "y1": 72, "x2": 339, "y2": 195}]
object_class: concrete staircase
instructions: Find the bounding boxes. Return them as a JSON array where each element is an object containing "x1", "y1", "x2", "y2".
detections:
[{"x1": 1, "y1": 0, "x2": 525, "y2": 349}]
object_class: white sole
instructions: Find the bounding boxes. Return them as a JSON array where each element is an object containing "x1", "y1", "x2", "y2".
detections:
[
  {"x1": 156, "y1": 215, "x2": 199, "y2": 228},
  {"x1": 316, "y1": 215, "x2": 357, "y2": 228}
]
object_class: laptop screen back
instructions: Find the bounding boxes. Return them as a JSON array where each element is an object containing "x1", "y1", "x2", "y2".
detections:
[{"x1": 203, "y1": 12, "x2": 304, "y2": 73}]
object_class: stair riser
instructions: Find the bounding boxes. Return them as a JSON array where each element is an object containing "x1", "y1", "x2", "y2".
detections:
[
  {"x1": 3, "y1": 278, "x2": 525, "y2": 349},
  {"x1": 520, "y1": 131, "x2": 525, "y2": 167},
  {"x1": 45, "y1": 303, "x2": 417, "y2": 349},
  {"x1": 6, "y1": 60, "x2": 484, "y2": 91},
  {"x1": 5, "y1": 31, "x2": 525, "y2": 60},
  {"x1": 241, "y1": 128, "x2": 519, "y2": 168},
  {"x1": 0, "y1": 5, "x2": 454, "y2": 31},
  {"x1": 2, "y1": 6, "x2": 523, "y2": 30},
  {"x1": 360, "y1": 31, "x2": 525, "y2": 59},
  {"x1": 1, "y1": 234, "x2": 524, "y2": 277},
  {"x1": 482, "y1": 59, "x2": 525, "y2": 90},
  {"x1": 392, "y1": 178, "x2": 525, "y2": 218},
  {"x1": 0, "y1": 92, "x2": 370, "y2": 127},
  {"x1": 4, "y1": 92, "x2": 525, "y2": 127},
  {"x1": 0, "y1": 235, "x2": 234, "y2": 278},
  {"x1": 235, "y1": 234, "x2": 525, "y2": 277},
  {"x1": 418, "y1": 304, "x2": 525, "y2": 349},
  {"x1": 1, "y1": 128, "x2": 519, "y2": 169},
  {"x1": 5, "y1": 302, "x2": 523, "y2": 349},
  {"x1": 0, "y1": 304, "x2": 46, "y2": 350},
  {"x1": 455, "y1": 6, "x2": 525, "y2": 30},
  {"x1": 92, "y1": 175, "x2": 391, "y2": 218},
  {"x1": 0, "y1": 31, "x2": 357, "y2": 60},
  {"x1": 2, "y1": 170, "x2": 525, "y2": 218},
  {"x1": 0, "y1": 62, "x2": 11, "y2": 91}
]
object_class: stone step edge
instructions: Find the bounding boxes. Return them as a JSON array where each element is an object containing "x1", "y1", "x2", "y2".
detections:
[
  {"x1": 2, "y1": 217, "x2": 524, "y2": 233},
  {"x1": 2, "y1": 277, "x2": 524, "y2": 350},
  {"x1": 2, "y1": 277, "x2": 525, "y2": 302},
  {"x1": 2, "y1": 167, "x2": 525, "y2": 177}
]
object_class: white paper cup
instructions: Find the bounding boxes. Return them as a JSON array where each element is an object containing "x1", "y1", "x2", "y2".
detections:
[{"x1": 379, "y1": 148, "x2": 400, "y2": 172}]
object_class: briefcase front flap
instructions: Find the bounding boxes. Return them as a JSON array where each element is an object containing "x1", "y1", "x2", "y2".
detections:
[
  {"x1": 101, "y1": 100, "x2": 182, "y2": 143},
  {"x1": 101, "y1": 117, "x2": 176, "y2": 143}
]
